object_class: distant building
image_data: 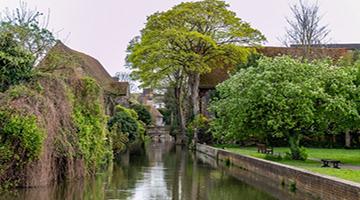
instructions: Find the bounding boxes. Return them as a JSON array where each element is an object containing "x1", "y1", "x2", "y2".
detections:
[
  {"x1": 290, "y1": 43, "x2": 360, "y2": 50},
  {"x1": 139, "y1": 89, "x2": 164, "y2": 126}
]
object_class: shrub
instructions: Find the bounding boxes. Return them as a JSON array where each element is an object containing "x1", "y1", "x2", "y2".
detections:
[
  {"x1": 108, "y1": 105, "x2": 139, "y2": 141},
  {"x1": 130, "y1": 104, "x2": 152, "y2": 125},
  {"x1": 285, "y1": 147, "x2": 308, "y2": 161},
  {"x1": 108, "y1": 105, "x2": 148, "y2": 156},
  {"x1": 0, "y1": 110, "x2": 44, "y2": 162}
]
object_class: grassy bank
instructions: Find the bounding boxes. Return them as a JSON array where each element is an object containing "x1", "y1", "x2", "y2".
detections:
[{"x1": 221, "y1": 146, "x2": 360, "y2": 183}]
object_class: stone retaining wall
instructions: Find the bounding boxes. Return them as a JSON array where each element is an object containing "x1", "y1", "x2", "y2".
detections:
[{"x1": 196, "y1": 143, "x2": 360, "y2": 200}]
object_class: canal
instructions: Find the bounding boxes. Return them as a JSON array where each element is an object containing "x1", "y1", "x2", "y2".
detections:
[{"x1": 4, "y1": 142, "x2": 278, "y2": 200}]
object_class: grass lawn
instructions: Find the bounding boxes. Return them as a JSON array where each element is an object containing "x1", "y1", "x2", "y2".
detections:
[{"x1": 221, "y1": 146, "x2": 360, "y2": 183}]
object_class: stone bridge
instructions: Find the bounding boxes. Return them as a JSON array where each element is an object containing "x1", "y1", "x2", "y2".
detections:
[{"x1": 147, "y1": 126, "x2": 174, "y2": 142}]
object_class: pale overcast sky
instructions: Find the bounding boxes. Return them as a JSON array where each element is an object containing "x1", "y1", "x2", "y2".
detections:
[{"x1": 1, "y1": 0, "x2": 360, "y2": 75}]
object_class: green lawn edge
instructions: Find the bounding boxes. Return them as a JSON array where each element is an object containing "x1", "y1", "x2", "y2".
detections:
[{"x1": 219, "y1": 146, "x2": 360, "y2": 183}]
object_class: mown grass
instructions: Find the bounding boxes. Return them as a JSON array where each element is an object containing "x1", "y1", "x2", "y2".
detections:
[{"x1": 221, "y1": 146, "x2": 360, "y2": 183}]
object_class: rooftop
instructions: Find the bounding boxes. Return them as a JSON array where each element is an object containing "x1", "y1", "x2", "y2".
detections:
[{"x1": 40, "y1": 41, "x2": 129, "y2": 96}]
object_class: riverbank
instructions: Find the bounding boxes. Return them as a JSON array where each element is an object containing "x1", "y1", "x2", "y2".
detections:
[
  {"x1": 223, "y1": 147, "x2": 360, "y2": 183},
  {"x1": 196, "y1": 143, "x2": 360, "y2": 200},
  {"x1": 2, "y1": 142, "x2": 277, "y2": 200}
]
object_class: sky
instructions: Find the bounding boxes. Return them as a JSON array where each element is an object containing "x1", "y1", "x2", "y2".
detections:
[{"x1": 1, "y1": 0, "x2": 360, "y2": 76}]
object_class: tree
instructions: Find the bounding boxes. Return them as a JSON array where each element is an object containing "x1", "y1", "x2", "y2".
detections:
[
  {"x1": 210, "y1": 56, "x2": 360, "y2": 160},
  {"x1": 282, "y1": 0, "x2": 330, "y2": 58},
  {"x1": 0, "y1": 1, "x2": 56, "y2": 63},
  {"x1": 0, "y1": 32, "x2": 34, "y2": 92},
  {"x1": 127, "y1": 0, "x2": 265, "y2": 143}
]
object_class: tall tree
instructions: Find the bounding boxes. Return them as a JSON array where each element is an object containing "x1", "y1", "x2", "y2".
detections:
[
  {"x1": 127, "y1": 0, "x2": 265, "y2": 143},
  {"x1": 282, "y1": 0, "x2": 330, "y2": 58}
]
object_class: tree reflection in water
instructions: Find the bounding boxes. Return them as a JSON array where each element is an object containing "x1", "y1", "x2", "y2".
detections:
[{"x1": 3, "y1": 142, "x2": 276, "y2": 200}]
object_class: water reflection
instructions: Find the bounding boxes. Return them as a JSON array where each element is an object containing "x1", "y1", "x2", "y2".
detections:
[{"x1": 2, "y1": 142, "x2": 276, "y2": 200}]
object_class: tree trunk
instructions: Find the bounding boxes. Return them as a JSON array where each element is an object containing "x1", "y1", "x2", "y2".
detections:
[
  {"x1": 289, "y1": 131, "x2": 303, "y2": 160},
  {"x1": 188, "y1": 72, "x2": 200, "y2": 143},
  {"x1": 174, "y1": 87, "x2": 187, "y2": 145},
  {"x1": 345, "y1": 131, "x2": 351, "y2": 148}
]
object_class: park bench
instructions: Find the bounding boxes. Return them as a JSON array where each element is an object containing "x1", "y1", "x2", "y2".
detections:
[
  {"x1": 257, "y1": 144, "x2": 273, "y2": 154},
  {"x1": 321, "y1": 159, "x2": 341, "y2": 169}
]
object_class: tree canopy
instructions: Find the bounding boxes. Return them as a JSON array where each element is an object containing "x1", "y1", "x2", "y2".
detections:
[
  {"x1": 127, "y1": 0, "x2": 265, "y2": 143},
  {"x1": 128, "y1": 0, "x2": 265, "y2": 86},
  {"x1": 210, "y1": 56, "x2": 360, "y2": 159}
]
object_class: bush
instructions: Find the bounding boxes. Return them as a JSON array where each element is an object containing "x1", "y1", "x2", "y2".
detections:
[
  {"x1": 107, "y1": 105, "x2": 149, "y2": 156},
  {"x1": 0, "y1": 110, "x2": 44, "y2": 162},
  {"x1": 285, "y1": 147, "x2": 308, "y2": 161},
  {"x1": 130, "y1": 104, "x2": 152, "y2": 125},
  {"x1": 108, "y1": 105, "x2": 139, "y2": 141}
]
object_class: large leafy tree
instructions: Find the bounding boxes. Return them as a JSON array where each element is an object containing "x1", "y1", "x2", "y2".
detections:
[
  {"x1": 210, "y1": 56, "x2": 360, "y2": 160},
  {"x1": 127, "y1": 0, "x2": 265, "y2": 142}
]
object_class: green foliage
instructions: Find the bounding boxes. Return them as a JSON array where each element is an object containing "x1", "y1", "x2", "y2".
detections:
[
  {"x1": 233, "y1": 51, "x2": 262, "y2": 73},
  {"x1": 108, "y1": 105, "x2": 139, "y2": 141},
  {"x1": 128, "y1": 0, "x2": 265, "y2": 86},
  {"x1": 0, "y1": 32, "x2": 34, "y2": 92},
  {"x1": 0, "y1": 110, "x2": 44, "y2": 162},
  {"x1": 210, "y1": 56, "x2": 360, "y2": 160},
  {"x1": 158, "y1": 108, "x2": 171, "y2": 125},
  {"x1": 130, "y1": 103, "x2": 152, "y2": 125},
  {"x1": 107, "y1": 105, "x2": 148, "y2": 155},
  {"x1": 285, "y1": 147, "x2": 308, "y2": 161},
  {"x1": 188, "y1": 114, "x2": 209, "y2": 131},
  {"x1": 188, "y1": 114, "x2": 214, "y2": 144},
  {"x1": 72, "y1": 77, "x2": 110, "y2": 170},
  {"x1": 108, "y1": 125, "x2": 129, "y2": 156},
  {"x1": 0, "y1": 108, "x2": 44, "y2": 189},
  {"x1": 264, "y1": 154, "x2": 283, "y2": 161},
  {"x1": 0, "y1": 2, "x2": 56, "y2": 62}
]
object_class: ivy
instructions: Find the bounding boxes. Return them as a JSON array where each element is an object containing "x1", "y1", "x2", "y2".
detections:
[
  {"x1": 0, "y1": 110, "x2": 44, "y2": 162},
  {"x1": 71, "y1": 77, "x2": 111, "y2": 171}
]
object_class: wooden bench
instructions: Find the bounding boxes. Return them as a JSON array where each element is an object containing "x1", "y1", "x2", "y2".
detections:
[
  {"x1": 321, "y1": 159, "x2": 341, "y2": 169},
  {"x1": 257, "y1": 144, "x2": 273, "y2": 154}
]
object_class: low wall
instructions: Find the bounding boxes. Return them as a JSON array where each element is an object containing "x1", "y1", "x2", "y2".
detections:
[{"x1": 196, "y1": 143, "x2": 360, "y2": 200}]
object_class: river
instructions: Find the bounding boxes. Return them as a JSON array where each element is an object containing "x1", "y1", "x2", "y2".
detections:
[{"x1": 3, "y1": 142, "x2": 278, "y2": 200}]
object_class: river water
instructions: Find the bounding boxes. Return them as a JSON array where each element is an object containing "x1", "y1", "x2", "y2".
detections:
[{"x1": 4, "y1": 142, "x2": 278, "y2": 200}]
